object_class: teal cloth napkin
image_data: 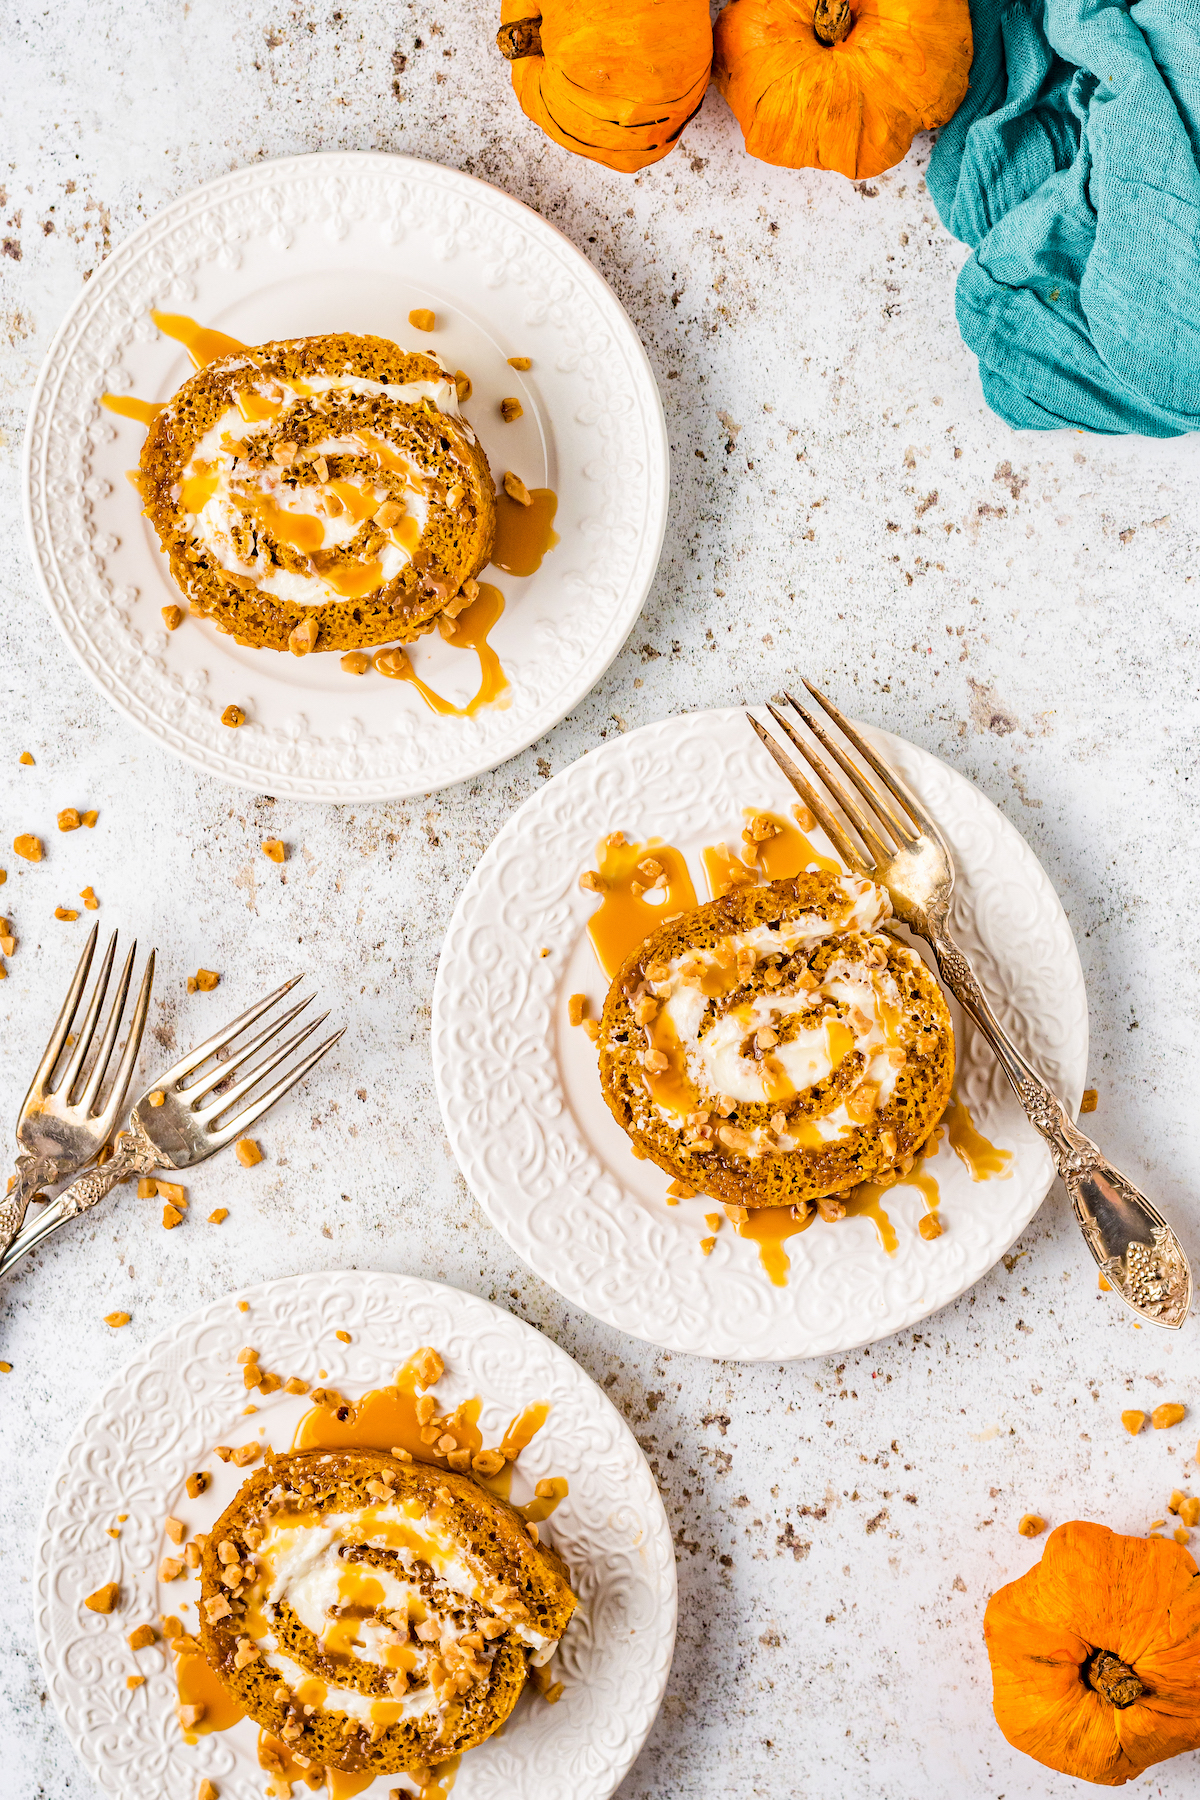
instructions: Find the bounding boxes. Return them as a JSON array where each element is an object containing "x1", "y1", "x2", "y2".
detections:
[{"x1": 928, "y1": 0, "x2": 1200, "y2": 435}]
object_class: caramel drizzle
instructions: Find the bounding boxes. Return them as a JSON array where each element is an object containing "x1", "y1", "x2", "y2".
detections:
[
  {"x1": 374, "y1": 583, "x2": 511, "y2": 717},
  {"x1": 489, "y1": 485, "x2": 559, "y2": 577}
]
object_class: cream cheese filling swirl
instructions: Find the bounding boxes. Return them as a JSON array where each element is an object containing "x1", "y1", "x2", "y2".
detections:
[
  {"x1": 173, "y1": 371, "x2": 472, "y2": 609},
  {"x1": 637, "y1": 874, "x2": 908, "y2": 1158},
  {"x1": 238, "y1": 1495, "x2": 555, "y2": 1726}
]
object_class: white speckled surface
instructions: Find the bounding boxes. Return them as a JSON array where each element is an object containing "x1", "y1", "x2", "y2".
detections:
[{"x1": 2, "y1": 5, "x2": 1198, "y2": 1796}]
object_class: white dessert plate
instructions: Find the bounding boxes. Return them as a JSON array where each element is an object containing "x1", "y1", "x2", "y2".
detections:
[
  {"x1": 432, "y1": 707, "x2": 1089, "y2": 1361},
  {"x1": 35, "y1": 1270, "x2": 676, "y2": 1800},
  {"x1": 23, "y1": 152, "x2": 668, "y2": 801}
]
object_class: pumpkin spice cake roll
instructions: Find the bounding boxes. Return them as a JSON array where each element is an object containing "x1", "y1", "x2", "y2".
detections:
[
  {"x1": 198, "y1": 1447, "x2": 575, "y2": 1781},
  {"x1": 138, "y1": 333, "x2": 496, "y2": 653},
  {"x1": 597, "y1": 872, "x2": 954, "y2": 1211}
]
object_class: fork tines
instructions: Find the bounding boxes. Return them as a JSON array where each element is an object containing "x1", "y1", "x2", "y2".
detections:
[
  {"x1": 154, "y1": 975, "x2": 345, "y2": 1150},
  {"x1": 27, "y1": 925, "x2": 156, "y2": 1123},
  {"x1": 746, "y1": 681, "x2": 944, "y2": 874}
]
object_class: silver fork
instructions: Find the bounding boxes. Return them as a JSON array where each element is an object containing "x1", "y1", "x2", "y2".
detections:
[
  {"x1": 1, "y1": 925, "x2": 156, "y2": 1258},
  {"x1": 749, "y1": 683, "x2": 1191, "y2": 1331},
  {"x1": 0, "y1": 973, "x2": 344, "y2": 1277}
]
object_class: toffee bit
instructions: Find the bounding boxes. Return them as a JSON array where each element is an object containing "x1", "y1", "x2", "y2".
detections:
[
  {"x1": 221, "y1": 704, "x2": 246, "y2": 728},
  {"x1": 502, "y1": 471, "x2": 532, "y2": 506},
  {"x1": 408, "y1": 308, "x2": 436, "y2": 332},
  {"x1": 499, "y1": 397, "x2": 523, "y2": 423}
]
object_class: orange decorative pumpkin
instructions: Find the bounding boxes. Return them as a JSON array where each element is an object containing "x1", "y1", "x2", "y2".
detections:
[
  {"x1": 712, "y1": 0, "x2": 972, "y2": 180},
  {"x1": 984, "y1": 1521, "x2": 1200, "y2": 1786},
  {"x1": 496, "y1": 0, "x2": 713, "y2": 174}
]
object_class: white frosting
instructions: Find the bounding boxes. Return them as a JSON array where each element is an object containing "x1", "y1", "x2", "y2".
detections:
[
  {"x1": 177, "y1": 372, "x2": 460, "y2": 608},
  {"x1": 645, "y1": 876, "x2": 904, "y2": 1148},
  {"x1": 242, "y1": 1494, "x2": 558, "y2": 1727},
  {"x1": 264, "y1": 1646, "x2": 439, "y2": 1724}
]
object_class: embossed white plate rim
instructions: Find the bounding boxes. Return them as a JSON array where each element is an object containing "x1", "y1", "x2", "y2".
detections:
[
  {"x1": 34, "y1": 1268, "x2": 676, "y2": 1800},
  {"x1": 23, "y1": 150, "x2": 669, "y2": 801},
  {"x1": 432, "y1": 707, "x2": 1089, "y2": 1361}
]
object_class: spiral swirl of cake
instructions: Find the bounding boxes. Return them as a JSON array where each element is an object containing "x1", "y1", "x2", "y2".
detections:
[
  {"x1": 138, "y1": 333, "x2": 496, "y2": 653},
  {"x1": 597, "y1": 872, "x2": 955, "y2": 1209},
  {"x1": 198, "y1": 1448, "x2": 576, "y2": 1779}
]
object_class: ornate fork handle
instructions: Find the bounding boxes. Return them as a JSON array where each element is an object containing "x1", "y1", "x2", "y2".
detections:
[
  {"x1": 0, "y1": 1123, "x2": 161, "y2": 1279},
  {"x1": 0, "y1": 1153, "x2": 63, "y2": 1257},
  {"x1": 932, "y1": 929, "x2": 1191, "y2": 1330}
]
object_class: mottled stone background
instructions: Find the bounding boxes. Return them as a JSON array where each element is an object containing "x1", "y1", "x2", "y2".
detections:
[{"x1": 2, "y1": 3, "x2": 1199, "y2": 1796}]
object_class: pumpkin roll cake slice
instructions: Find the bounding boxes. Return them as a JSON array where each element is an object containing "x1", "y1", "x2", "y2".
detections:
[
  {"x1": 198, "y1": 1447, "x2": 575, "y2": 1779},
  {"x1": 138, "y1": 333, "x2": 496, "y2": 653},
  {"x1": 597, "y1": 872, "x2": 954, "y2": 1210}
]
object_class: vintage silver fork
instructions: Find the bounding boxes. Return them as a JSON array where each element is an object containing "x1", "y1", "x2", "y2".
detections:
[
  {"x1": 749, "y1": 683, "x2": 1191, "y2": 1331},
  {"x1": 0, "y1": 973, "x2": 344, "y2": 1277},
  {"x1": 1, "y1": 925, "x2": 156, "y2": 1259}
]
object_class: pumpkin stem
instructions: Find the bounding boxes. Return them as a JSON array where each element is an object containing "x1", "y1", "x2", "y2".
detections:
[
  {"x1": 497, "y1": 16, "x2": 543, "y2": 61},
  {"x1": 812, "y1": 0, "x2": 854, "y2": 45},
  {"x1": 1087, "y1": 1650, "x2": 1145, "y2": 1709}
]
